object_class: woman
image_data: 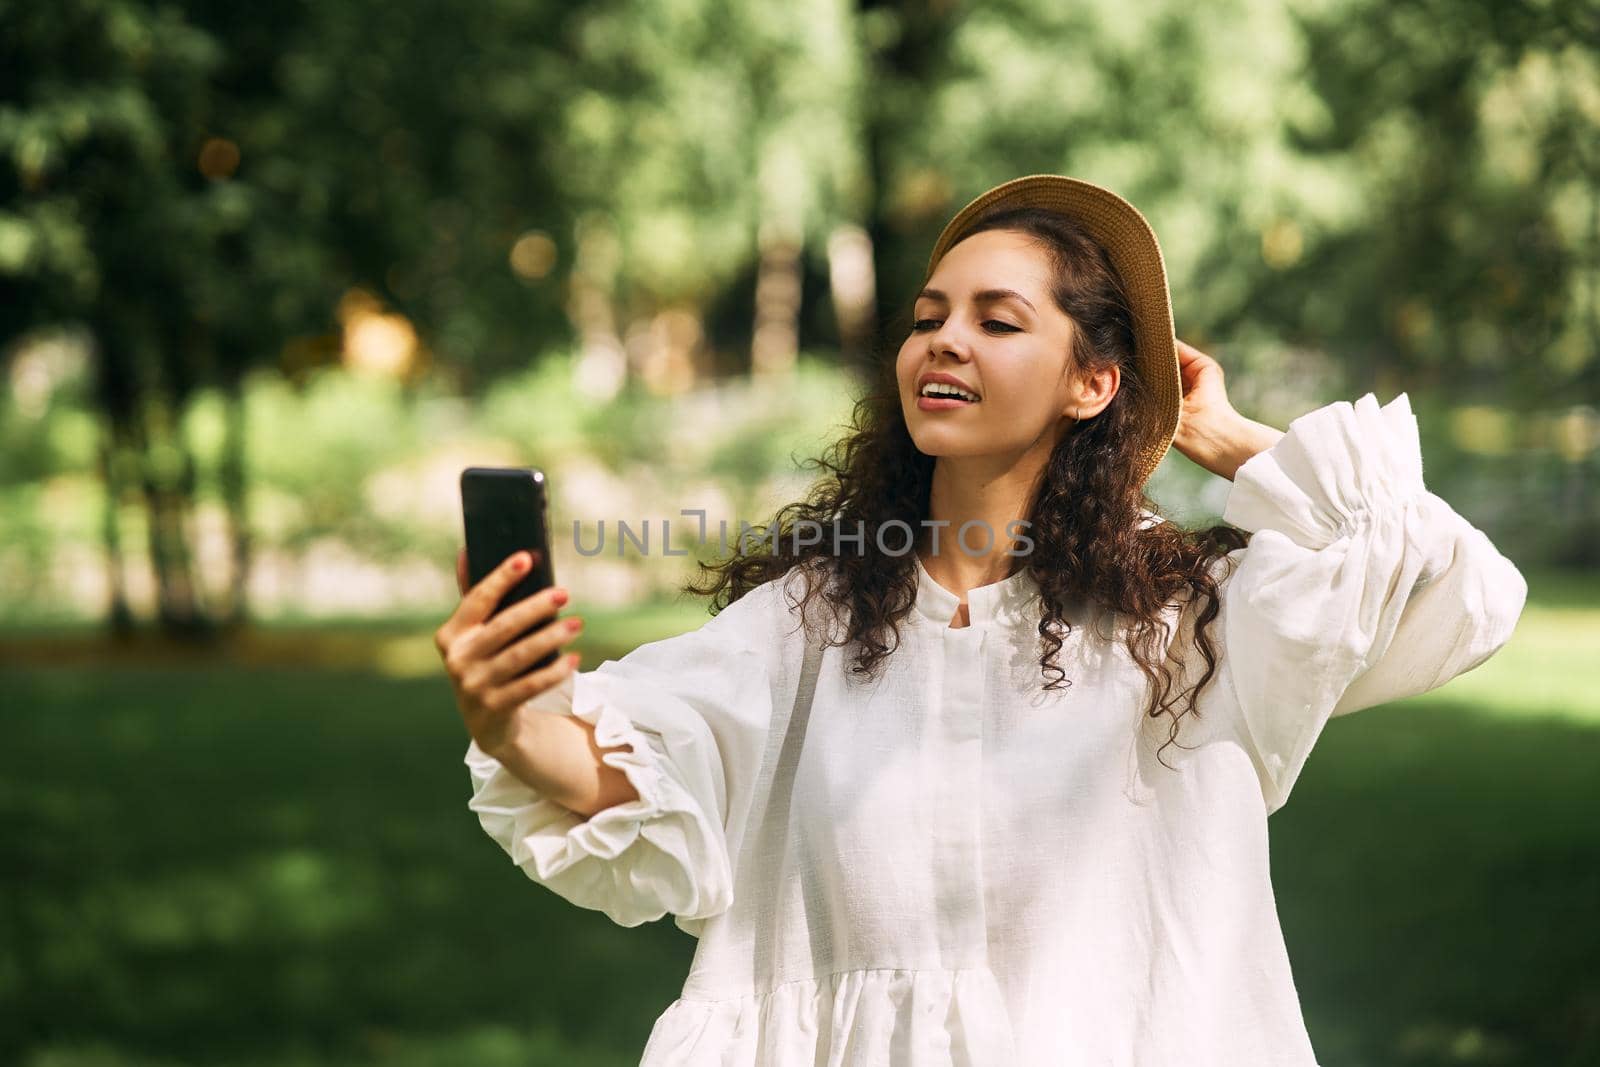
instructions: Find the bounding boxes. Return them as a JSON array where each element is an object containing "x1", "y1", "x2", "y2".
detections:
[{"x1": 433, "y1": 175, "x2": 1527, "y2": 1065}]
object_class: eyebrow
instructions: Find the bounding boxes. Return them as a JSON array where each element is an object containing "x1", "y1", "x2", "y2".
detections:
[{"x1": 915, "y1": 287, "x2": 1037, "y2": 314}]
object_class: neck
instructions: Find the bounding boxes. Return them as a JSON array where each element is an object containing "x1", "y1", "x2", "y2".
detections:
[{"x1": 919, "y1": 451, "x2": 1043, "y2": 591}]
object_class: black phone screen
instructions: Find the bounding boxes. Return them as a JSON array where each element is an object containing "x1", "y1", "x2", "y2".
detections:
[{"x1": 460, "y1": 466, "x2": 560, "y2": 673}]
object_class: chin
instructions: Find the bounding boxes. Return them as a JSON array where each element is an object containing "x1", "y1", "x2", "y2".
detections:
[{"x1": 907, "y1": 428, "x2": 977, "y2": 457}]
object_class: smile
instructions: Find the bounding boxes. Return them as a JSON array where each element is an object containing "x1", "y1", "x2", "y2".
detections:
[
  {"x1": 919, "y1": 382, "x2": 980, "y2": 403},
  {"x1": 916, "y1": 394, "x2": 978, "y2": 411}
]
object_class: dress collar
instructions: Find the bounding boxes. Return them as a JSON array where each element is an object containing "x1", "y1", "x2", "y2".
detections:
[
  {"x1": 910, "y1": 507, "x2": 1163, "y2": 631},
  {"x1": 913, "y1": 552, "x2": 1043, "y2": 628}
]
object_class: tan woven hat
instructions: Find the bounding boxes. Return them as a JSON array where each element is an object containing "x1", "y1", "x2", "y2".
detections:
[{"x1": 924, "y1": 174, "x2": 1180, "y2": 488}]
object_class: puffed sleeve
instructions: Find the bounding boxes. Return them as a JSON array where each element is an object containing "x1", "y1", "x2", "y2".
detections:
[
  {"x1": 1214, "y1": 391, "x2": 1527, "y2": 816},
  {"x1": 462, "y1": 570, "x2": 808, "y2": 934}
]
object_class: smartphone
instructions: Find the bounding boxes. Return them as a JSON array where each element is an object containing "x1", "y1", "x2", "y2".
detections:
[{"x1": 460, "y1": 466, "x2": 561, "y2": 674}]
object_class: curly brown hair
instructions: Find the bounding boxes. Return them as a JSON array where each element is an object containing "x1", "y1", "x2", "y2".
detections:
[{"x1": 685, "y1": 205, "x2": 1250, "y2": 769}]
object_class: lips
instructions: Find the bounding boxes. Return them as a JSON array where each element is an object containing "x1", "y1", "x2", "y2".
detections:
[{"x1": 917, "y1": 372, "x2": 980, "y2": 402}]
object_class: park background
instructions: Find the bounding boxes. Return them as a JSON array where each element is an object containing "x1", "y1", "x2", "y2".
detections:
[{"x1": 3, "y1": 0, "x2": 1598, "y2": 1064}]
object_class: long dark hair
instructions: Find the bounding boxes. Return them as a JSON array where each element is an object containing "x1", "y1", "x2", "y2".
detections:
[{"x1": 685, "y1": 206, "x2": 1250, "y2": 769}]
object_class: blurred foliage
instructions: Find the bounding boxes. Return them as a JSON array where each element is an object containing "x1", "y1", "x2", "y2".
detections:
[
  {"x1": 1, "y1": 0, "x2": 1597, "y2": 629},
  {"x1": 0, "y1": 350, "x2": 863, "y2": 621}
]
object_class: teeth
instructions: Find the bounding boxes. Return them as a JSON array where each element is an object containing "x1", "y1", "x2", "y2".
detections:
[{"x1": 922, "y1": 382, "x2": 978, "y2": 402}]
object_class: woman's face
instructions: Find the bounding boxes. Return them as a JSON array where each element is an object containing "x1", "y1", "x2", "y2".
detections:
[{"x1": 896, "y1": 229, "x2": 1116, "y2": 461}]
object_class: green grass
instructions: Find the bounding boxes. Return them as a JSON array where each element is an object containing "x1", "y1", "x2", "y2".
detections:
[
  {"x1": 1, "y1": 571, "x2": 1597, "y2": 1066},
  {"x1": 1410, "y1": 567, "x2": 1600, "y2": 727},
  {"x1": 1, "y1": 665, "x2": 690, "y2": 1067}
]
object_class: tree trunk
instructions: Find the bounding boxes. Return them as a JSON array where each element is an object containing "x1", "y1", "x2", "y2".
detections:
[
  {"x1": 827, "y1": 222, "x2": 877, "y2": 368},
  {"x1": 219, "y1": 367, "x2": 252, "y2": 628},
  {"x1": 97, "y1": 416, "x2": 135, "y2": 638},
  {"x1": 752, "y1": 133, "x2": 807, "y2": 380},
  {"x1": 136, "y1": 393, "x2": 210, "y2": 637},
  {"x1": 567, "y1": 212, "x2": 628, "y2": 401},
  {"x1": 90, "y1": 328, "x2": 139, "y2": 637},
  {"x1": 751, "y1": 217, "x2": 803, "y2": 378}
]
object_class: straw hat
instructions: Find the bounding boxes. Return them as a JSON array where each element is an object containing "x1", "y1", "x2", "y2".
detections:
[{"x1": 923, "y1": 174, "x2": 1181, "y2": 488}]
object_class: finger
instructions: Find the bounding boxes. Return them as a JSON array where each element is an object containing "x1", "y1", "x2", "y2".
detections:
[
  {"x1": 456, "y1": 547, "x2": 468, "y2": 596},
  {"x1": 439, "y1": 549, "x2": 545, "y2": 653},
  {"x1": 455, "y1": 550, "x2": 534, "y2": 629},
  {"x1": 481, "y1": 582, "x2": 567, "y2": 649},
  {"x1": 483, "y1": 612, "x2": 583, "y2": 688},
  {"x1": 458, "y1": 583, "x2": 568, "y2": 662},
  {"x1": 483, "y1": 649, "x2": 583, "y2": 715},
  {"x1": 1180, "y1": 348, "x2": 1215, "y2": 387}
]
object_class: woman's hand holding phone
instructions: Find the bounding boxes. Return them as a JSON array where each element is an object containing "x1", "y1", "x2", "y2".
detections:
[{"x1": 434, "y1": 547, "x2": 584, "y2": 761}]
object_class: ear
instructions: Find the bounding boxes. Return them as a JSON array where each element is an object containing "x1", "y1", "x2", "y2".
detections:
[{"x1": 1066, "y1": 364, "x2": 1120, "y2": 419}]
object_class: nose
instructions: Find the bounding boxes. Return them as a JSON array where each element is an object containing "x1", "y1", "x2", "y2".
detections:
[{"x1": 925, "y1": 318, "x2": 975, "y2": 361}]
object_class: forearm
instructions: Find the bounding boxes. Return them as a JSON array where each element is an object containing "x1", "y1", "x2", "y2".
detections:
[
  {"x1": 488, "y1": 709, "x2": 641, "y2": 820},
  {"x1": 1208, "y1": 415, "x2": 1285, "y2": 481}
]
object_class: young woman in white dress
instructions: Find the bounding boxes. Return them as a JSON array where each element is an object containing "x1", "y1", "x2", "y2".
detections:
[{"x1": 434, "y1": 175, "x2": 1527, "y2": 1066}]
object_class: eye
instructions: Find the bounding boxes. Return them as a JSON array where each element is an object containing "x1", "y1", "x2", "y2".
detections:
[{"x1": 910, "y1": 318, "x2": 1020, "y2": 334}]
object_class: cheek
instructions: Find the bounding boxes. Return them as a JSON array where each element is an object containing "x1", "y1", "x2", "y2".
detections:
[
  {"x1": 894, "y1": 348, "x2": 925, "y2": 399},
  {"x1": 894, "y1": 342, "x2": 917, "y2": 381},
  {"x1": 979, "y1": 373, "x2": 1066, "y2": 429},
  {"x1": 977, "y1": 370, "x2": 1034, "y2": 409},
  {"x1": 990, "y1": 354, "x2": 1068, "y2": 407}
]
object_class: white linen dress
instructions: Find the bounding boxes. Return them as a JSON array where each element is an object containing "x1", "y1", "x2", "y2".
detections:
[{"x1": 461, "y1": 391, "x2": 1527, "y2": 1066}]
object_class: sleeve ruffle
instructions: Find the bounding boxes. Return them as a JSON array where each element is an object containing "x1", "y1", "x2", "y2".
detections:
[
  {"x1": 1223, "y1": 391, "x2": 1427, "y2": 550},
  {"x1": 1216, "y1": 391, "x2": 1526, "y2": 815},
  {"x1": 463, "y1": 669, "x2": 735, "y2": 930}
]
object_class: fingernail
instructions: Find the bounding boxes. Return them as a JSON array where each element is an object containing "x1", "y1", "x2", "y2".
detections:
[
  {"x1": 552, "y1": 588, "x2": 569, "y2": 606},
  {"x1": 512, "y1": 553, "x2": 529, "y2": 572}
]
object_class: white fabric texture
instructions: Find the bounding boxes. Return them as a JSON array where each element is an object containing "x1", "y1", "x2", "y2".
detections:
[{"x1": 462, "y1": 391, "x2": 1527, "y2": 1066}]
